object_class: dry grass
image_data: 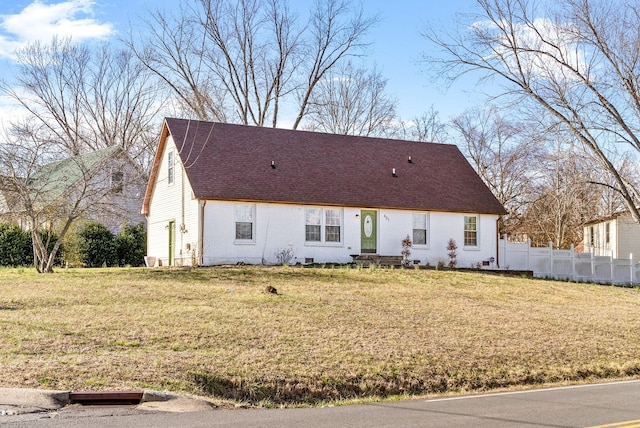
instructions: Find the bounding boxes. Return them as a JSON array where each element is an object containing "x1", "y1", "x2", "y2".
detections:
[{"x1": 1, "y1": 266, "x2": 640, "y2": 406}]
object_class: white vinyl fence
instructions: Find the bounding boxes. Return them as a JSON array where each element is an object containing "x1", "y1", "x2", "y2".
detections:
[{"x1": 498, "y1": 237, "x2": 640, "y2": 286}]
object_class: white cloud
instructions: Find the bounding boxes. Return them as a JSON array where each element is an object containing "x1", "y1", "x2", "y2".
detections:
[{"x1": 0, "y1": 0, "x2": 114, "y2": 59}]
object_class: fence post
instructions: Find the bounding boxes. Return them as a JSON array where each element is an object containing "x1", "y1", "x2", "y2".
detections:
[
  {"x1": 549, "y1": 241, "x2": 553, "y2": 278},
  {"x1": 631, "y1": 253, "x2": 634, "y2": 286},
  {"x1": 501, "y1": 234, "x2": 507, "y2": 270},
  {"x1": 570, "y1": 243, "x2": 575, "y2": 281}
]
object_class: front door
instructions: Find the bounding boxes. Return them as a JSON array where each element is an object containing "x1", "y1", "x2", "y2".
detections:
[
  {"x1": 361, "y1": 210, "x2": 377, "y2": 253},
  {"x1": 168, "y1": 220, "x2": 175, "y2": 266}
]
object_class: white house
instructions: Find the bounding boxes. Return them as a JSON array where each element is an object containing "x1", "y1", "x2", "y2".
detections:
[
  {"x1": 583, "y1": 211, "x2": 640, "y2": 262},
  {"x1": 142, "y1": 119, "x2": 507, "y2": 267}
]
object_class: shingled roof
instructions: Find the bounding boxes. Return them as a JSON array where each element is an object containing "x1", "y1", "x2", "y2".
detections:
[{"x1": 143, "y1": 118, "x2": 507, "y2": 215}]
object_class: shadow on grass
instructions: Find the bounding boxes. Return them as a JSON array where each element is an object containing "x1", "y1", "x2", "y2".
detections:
[{"x1": 191, "y1": 363, "x2": 640, "y2": 406}]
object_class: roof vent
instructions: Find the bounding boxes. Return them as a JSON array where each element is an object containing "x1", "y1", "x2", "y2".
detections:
[
  {"x1": 271, "y1": 160, "x2": 276, "y2": 169},
  {"x1": 408, "y1": 156, "x2": 412, "y2": 163},
  {"x1": 392, "y1": 168, "x2": 397, "y2": 177}
]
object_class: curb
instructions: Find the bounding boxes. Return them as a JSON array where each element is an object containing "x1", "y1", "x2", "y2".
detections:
[{"x1": 0, "y1": 388, "x2": 216, "y2": 414}]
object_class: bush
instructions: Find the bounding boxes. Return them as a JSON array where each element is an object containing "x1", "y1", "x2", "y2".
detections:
[
  {"x1": 115, "y1": 224, "x2": 146, "y2": 267},
  {"x1": 79, "y1": 222, "x2": 116, "y2": 267},
  {"x1": 0, "y1": 223, "x2": 31, "y2": 267}
]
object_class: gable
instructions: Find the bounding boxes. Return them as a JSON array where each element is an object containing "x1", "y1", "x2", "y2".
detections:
[{"x1": 143, "y1": 118, "x2": 507, "y2": 216}]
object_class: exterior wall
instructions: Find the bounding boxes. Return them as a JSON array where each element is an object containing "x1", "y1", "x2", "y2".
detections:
[
  {"x1": 146, "y1": 135, "x2": 200, "y2": 266},
  {"x1": 90, "y1": 156, "x2": 147, "y2": 233},
  {"x1": 200, "y1": 201, "x2": 499, "y2": 267},
  {"x1": 583, "y1": 220, "x2": 615, "y2": 258},
  {"x1": 584, "y1": 215, "x2": 639, "y2": 263},
  {"x1": 618, "y1": 216, "x2": 640, "y2": 262}
]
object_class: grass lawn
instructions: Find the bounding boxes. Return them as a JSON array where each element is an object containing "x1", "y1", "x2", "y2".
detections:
[{"x1": 1, "y1": 266, "x2": 640, "y2": 407}]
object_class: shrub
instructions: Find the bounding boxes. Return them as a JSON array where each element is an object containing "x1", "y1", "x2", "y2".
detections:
[
  {"x1": 79, "y1": 222, "x2": 116, "y2": 267},
  {"x1": 0, "y1": 223, "x2": 30, "y2": 267},
  {"x1": 447, "y1": 238, "x2": 458, "y2": 268},
  {"x1": 115, "y1": 224, "x2": 146, "y2": 267},
  {"x1": 401, "y1": 235, "x2": 412, "y2": 268}
]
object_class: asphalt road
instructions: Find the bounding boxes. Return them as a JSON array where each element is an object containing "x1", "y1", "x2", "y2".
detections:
[{"x1": 5, "y1": 380, "x2": 640, "y2": 427}]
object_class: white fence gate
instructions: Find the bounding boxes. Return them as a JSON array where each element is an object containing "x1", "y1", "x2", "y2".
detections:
[{"x1": 498, "y1": 238, "x2": 640, "y2": 286}]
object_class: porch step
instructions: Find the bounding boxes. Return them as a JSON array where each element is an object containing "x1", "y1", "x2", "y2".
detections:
[{"x1": 355, "y1": 255, "x2": 403, "y2": 267}]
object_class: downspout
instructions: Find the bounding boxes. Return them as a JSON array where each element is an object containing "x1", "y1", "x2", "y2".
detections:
[
  {"x1": 199, "y1": 200, "x2": 206, "y2": 266},
  {"x1": 496, "y1": 216, "x2": 501, "y2": 269}
]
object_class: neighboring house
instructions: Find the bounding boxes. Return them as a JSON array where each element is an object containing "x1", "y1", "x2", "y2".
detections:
[
  {"x1": 142, "y1": 118, "x2": 507, "y2": 267},
  {"x1": 0, "y1": 183, "x2": 26, "y2": 228},
  {"x1": 0, "y1": 146, "x2": 146, "y2": 233},
  {"x1": 583, "y1": 211, "x2": 640, "y2": 262}
]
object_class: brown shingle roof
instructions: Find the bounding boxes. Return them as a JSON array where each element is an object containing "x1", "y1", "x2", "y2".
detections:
[{"x1": 144, "y1": 118, "x2": 507, "y2": 215}]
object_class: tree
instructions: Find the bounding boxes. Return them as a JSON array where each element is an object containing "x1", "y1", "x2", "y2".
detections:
[
  {"x1": 130, "y1": 0, "x2": 377, "y2": 128},
  {"x1": 424, "y1": 0, "x2": 640, "y2": 223},
  {"x1": 516, "y1": 141, "x2": 602, "y2": 248},
  {"x1": 304, "y1": 61, "x2": 397, "y2": 136},
  {"x1": 450, "y1": 106, "x2": 542, "y2": 235},
  {"x1": 0, "y1": 38, "x2": 158, "y2": 272},
  {"x1": 2, "y1": 37, "x2": 160, "y2": 166},
  {"x1": 400, "y1": 106, "x2": 449, "y2": 143}
]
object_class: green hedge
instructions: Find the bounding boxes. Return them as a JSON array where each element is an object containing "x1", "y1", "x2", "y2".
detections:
[{"x1": 0, "y1": 222, "x2": 146, "y2": 268}]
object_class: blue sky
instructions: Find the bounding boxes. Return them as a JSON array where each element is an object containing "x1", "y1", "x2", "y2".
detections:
[{"x1": 0, "y1": 0, "x2": 484, "y2": 124}]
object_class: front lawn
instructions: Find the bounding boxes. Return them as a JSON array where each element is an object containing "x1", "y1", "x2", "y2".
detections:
[{"x1": 1, "y1": 266, "x2": 639, "y2": 406}]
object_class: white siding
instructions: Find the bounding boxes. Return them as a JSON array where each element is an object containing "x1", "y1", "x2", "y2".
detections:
[
  {"x1": 584, "y1": 215, "x2": 640, "y2": 263},
  {"x1": 146, "y1": 135, "x2": 200, "y2": 266},
  {"x1": 200, "y1": 201, "x2": 499, "y2": 266},
  {"x1": 618, "y1": 216, "x2": 640, "y2": 262},
  {"x1": 584, "y1": 220, "x2": 614, "y2": 257}
]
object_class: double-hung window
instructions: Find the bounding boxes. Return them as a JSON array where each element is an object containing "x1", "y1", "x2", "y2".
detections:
[
  {"x1": 412, "y1": 213, "x2": 428, "y2": 246},
  {"x1": 235, "y1": 204, "x2": 254, "y2": 241},
  {"x1": 167, "y1": 150, "x2": 175, "y2": 185},
  {"x1": 305, "y1": 208, "x2": 342, "y2": 243},
  {"x1": 464, "y1": 216, "x2": 478, "y2": 247}
]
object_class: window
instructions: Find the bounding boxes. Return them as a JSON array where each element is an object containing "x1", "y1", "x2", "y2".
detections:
[
  {"x1": 464, "y1": 216, "x2": 477, "y2": 247},
  {"x1": 167, "y1": 150, "x2": 175, "y2": 185},
  {"x1": 110, "y1": 170, "x2": 123, "y2": 194},
  {"x1": 305, "y1": 208, "x2": 342, "y2": 243},
  {"x1": 325, "y1": 209, "x2": 341, "y2": 242},
  {"x1": 412, "y1": 213, "x2": 428, "y2": 245},
  {"x1": 605, "y1": 222, "x2": 610, "y2": 245},
  {"x1": 589, "y1": 226, "x2": 594, "y2": 247},
  {"x1": 235, "y1": 204, "x2": 254, "y2": 240},
  {"x1": 305, "y1": 209, "x2": 321, "y2": 241}
]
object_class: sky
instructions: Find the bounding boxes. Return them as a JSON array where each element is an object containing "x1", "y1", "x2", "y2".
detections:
[{"x1": 0, "y1": 0, "x2": 486, "y2": 126}]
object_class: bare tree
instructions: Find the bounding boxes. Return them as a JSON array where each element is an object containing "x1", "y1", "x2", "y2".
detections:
[
  {"x1": 1, "y1": 37, "x2": 160, "y2": 167},
  {"x1": 292, "y1": 0, "x2": 377, "y2": 129},
  {"x1": 0, "y1": 38, "x2": 157, "y2": 272},
  {"x1": 450, "y1": 106, "x2": 541, "y2": 235},
  {"x1": 424, "y1": 0, "x2": 640, "y2": 223},
  {"x1": 304, "y1": 61, "x2": 397, "y2": 136},
  {"x1": 517, "y1": 141, "x2": 602, "y2": 248},
  {"x1": 129, "y1": 0, "x2": 376, "y2": 128},
  {"x1": 398, "y1": 106, "x2": 449, "y2": 143}
]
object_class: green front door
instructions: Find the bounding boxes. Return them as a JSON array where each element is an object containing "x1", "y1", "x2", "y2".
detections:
[
  {"x1": 361, "y1": 210, "x2": 377, "y2": 253},
  {"x1": 168, "y1": 221, "x2": 175, "y2": 266}
]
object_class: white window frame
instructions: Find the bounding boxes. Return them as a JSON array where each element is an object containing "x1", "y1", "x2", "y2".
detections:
[
  {"x1": 234, "y1": 204, "x2": 255, "y2": 243},
  {"x1": 167, "y1": 150, "x2": 175, "y2": 186},
  {"x1": 412, "y1": 212, "x2": 429, "y2": 247},
  {"x1": 305, "y1": 207, "x2": 343, "y2": 245},
  {"x1": 464, "y1": 215, "x2": 478, "y2": 248}
]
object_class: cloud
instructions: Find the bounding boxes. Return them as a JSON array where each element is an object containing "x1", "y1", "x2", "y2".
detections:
[{"x1": 0, "y1": 0, "x2": 114, "y2": 59}]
